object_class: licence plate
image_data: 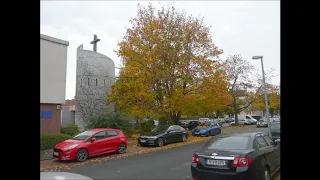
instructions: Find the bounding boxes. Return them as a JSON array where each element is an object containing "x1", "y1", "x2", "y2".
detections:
[
  {"x1": 206, "y1": 159, "x2": 226, "y2": 166},
  {"x1": 140, "y1": 140, "x2": 146, "y2": 143},
  {"x1": 53, "y1": 152, "x2": 59, "y2": 156}
]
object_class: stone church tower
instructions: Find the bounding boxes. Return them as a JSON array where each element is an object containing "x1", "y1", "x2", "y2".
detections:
[{"x1": 75, "y1": 35, "x2": 115, "y2": 131}]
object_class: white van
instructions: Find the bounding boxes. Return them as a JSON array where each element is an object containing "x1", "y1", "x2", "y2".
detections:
[
  {"x1": 238, "y1": 115, "x2": 257, "y2": 125},
  {"x1": 230, "y1": 118, "x2": 249, "y2": 125}
]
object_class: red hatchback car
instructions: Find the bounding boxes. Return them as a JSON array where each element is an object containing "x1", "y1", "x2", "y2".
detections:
[{"x1": 53, "y1": 128, "x2": 128, "y2": 162}]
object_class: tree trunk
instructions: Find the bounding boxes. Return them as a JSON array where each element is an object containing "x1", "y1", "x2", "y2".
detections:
[
  {"x1": 233, "y1": 97, "x2": 239, "y2": 125},
  {"x1": 171, "y1": 111, "x2": 181, "y2": 125},
  {"x1": 270, "y1": 109, "x2": 274, "y2": 117}
]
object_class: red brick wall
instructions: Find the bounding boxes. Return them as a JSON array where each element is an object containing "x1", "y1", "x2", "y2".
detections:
[
  {"x1": 40, "y1": 103, "x2": 61, "y2": 134},
  {"x1": 63, "y1": 99, "x2": 76, "y2": 106}
]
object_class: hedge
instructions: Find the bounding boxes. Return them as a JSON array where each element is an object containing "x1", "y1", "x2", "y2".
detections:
[
  {"x1": 140, "y1": 120, "x2": 155, "y2": 132},
  {"x1": 40, "y1": 133, "x2": 72, "y2": 151},
  {"x1": 61, "y1": 124, "x2": 80, "y2": 136}
]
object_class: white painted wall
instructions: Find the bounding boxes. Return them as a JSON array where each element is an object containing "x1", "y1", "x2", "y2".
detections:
[{"x1": 40, "y1": 34, "x2": 69, "y2": 104}]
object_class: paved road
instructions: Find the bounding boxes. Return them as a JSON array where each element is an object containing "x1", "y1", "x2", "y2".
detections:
[{"x1": 68, "y1": 127, "x2": 268, "y2": 180}]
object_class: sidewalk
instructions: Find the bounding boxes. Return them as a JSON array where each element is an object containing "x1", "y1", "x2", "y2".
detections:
[{"x1": 40, "y1": 149, "x2": 53, "y2": 161}]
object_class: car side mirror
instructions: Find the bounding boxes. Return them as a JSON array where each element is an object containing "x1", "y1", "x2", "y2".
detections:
[
  {"x1": 167, "y1": 130, "x2": 172, "y2": 134},
  {"x1": 91, "y1": 137, "x2": 96, "y2": 143}
]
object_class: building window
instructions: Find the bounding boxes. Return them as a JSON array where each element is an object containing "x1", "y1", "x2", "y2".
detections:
[
  {"x1": 80, "y1": 79, "x2": 82, "y2": 87},
  {"x1": 88, "y1": 78, "x2": 90, "y2": 86},
  {"x1": 104, "y1": 79, "x2": 106, "y2": 87},
  {"x1": 96, "y1": 79, "x2": 98, "y2": 86}
]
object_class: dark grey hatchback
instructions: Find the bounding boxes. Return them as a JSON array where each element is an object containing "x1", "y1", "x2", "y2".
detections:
[{"x1": 191, "y1": 132, "x2": 280, "y2": 180}]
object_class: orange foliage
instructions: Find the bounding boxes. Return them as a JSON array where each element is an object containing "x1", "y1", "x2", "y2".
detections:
[{"x1": 108, "y1": 4, "x2": 231, "y2": 121}]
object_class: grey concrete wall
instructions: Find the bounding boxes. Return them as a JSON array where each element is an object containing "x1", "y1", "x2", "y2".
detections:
[
  {"x1": 75, "y1": 45, "x2": 115, "y2": 131},
  {"x1": 40, "y1": 34, "x2": 69, "y2": 104},
  {"x1": 61, "y1": 106, "x2": 75, "y2": 126}
]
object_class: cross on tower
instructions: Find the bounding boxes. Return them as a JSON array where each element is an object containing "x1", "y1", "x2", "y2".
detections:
[{"x1": 90, "y1": 34, "x2": 100, "y2": 52}]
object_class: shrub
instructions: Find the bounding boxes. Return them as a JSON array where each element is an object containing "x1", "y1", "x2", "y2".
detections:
[
  {"x1": 60, "y1": 124, "x2": 80, "y2": 136},
  {"x1": 87, "y1": 111, "x2": 131, "y2": 135},
  {"x1": 123, "y1": 128, "x2": 135, "y2": 138},
  {"x1": 40, "y1": 134, "x2": 71, "y2": 151},
  {"x1": 159, "y1": 117, "x2": 168, "y2": 126},
  {"x1": 140, "y1": 120, "x2": 155, "y2": 132}
]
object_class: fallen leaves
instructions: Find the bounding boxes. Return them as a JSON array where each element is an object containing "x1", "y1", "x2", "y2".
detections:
[{"x1": 40, "y1": 126, "x2": 255, "y2": 171}]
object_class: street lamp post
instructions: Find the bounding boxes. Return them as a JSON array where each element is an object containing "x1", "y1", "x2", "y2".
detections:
[{"x1": 252, "y1": 56, "x2": 272, "y2": 138}]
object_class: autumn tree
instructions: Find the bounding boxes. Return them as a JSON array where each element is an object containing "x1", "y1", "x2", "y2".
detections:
[
  {"x1": 251, "y1": 85, "x2": 280, "y2": 117},
  {"x1": 108, "y1": 4, "x2": 231, "y2": 124},
  {"x1": 223, "y1": 55, "x2": 275, "y2": 125}
]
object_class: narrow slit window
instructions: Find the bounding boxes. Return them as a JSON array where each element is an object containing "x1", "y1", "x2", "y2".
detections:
[
  {"x1": 80, "y1": 79, "x2": 82, "y2": 87},
  {"x1": 104, "y1": 79, "x2": 106, "y2": 87},
  {"x1": 96, "y1": 79, "x2": 98, "y2": 86},
  {"x1": 88, "y1": 78, "x2": 90, "y2": 86}
]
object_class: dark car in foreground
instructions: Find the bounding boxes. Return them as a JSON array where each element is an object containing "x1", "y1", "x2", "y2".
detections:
[
  {"x1": 191, "y1": 132, "x2": 280, "y2": 180},
  {"x1": 41, "y1": 172, "x2": 93, "y2": 180},
  {"x1": 138, "y1": 125, "x2": 188, "y2": 147}
]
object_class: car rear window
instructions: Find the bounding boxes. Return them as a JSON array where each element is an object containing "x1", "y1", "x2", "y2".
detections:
[
  {"x1": 270, "y1": 123, "x2": 280, "y2": 130},
  {"x1": 207, "y1": 136, "x2": 250, "y2": 150}
]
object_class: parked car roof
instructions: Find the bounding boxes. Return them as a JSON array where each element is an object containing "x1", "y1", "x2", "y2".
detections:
[{"x1": 90, "y1": 128, "x2": 120, "y2": 132}]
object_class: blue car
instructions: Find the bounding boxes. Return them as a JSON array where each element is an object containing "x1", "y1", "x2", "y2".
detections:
[{"x1": 192, "y1": 123, "x2": 221, "y2": 136}]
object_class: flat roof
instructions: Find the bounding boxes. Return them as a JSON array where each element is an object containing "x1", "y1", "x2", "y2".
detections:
[{"x1": 40, "y1": 34, "x2": 69, "y2": 46}]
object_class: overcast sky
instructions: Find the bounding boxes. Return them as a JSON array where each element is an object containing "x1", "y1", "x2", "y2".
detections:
[{"x1": 40, "y1": 1, "x2": 280, "y2": 100}]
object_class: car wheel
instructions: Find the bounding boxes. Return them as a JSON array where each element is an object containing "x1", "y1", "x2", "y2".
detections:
[
  {"x1": 117, "y1": 143, "x2": 126, "y2": 154},
  {"x1": 181, "y1": 134, "x2": 187, "y2": 142},
  {"x1": 76, "y1": 148, "x2": 88, "y2": 162},
  {"x1": 264, "y1": 167, "x2": 271, "y2": 180},
  {"x1": 157, "y1": 137, "x2": 164, "y2": 147}
]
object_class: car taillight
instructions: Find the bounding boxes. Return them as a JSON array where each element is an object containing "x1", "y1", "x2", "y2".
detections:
[
  {"x1": 232, "y1": 157, "x2": 252, "y2": 167},
  {"x1": 192, "y1": 154, "x2": 200, "y2": 164}
]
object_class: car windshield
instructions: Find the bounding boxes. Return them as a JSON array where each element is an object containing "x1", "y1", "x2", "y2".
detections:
[
  {"x1": 152, "y1": 125, "x2": 169, "y2": 132},
  {"x1": 270, "y1": 123, "x2": 280, "y2": 130},
  {"x1": 72, "y1": 130, "x2": 95, "y2": 140},
  {"x1": 207, "y1": 136, "x2": 249, "y2": 150}
]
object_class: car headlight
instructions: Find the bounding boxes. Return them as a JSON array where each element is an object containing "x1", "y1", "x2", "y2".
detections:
[
  {"x1": 148, "y1": 136, "x2": 157, "y2": 139},
  {"x1": 64, "y1": 144, "x2": 78, "y2": 150}
]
